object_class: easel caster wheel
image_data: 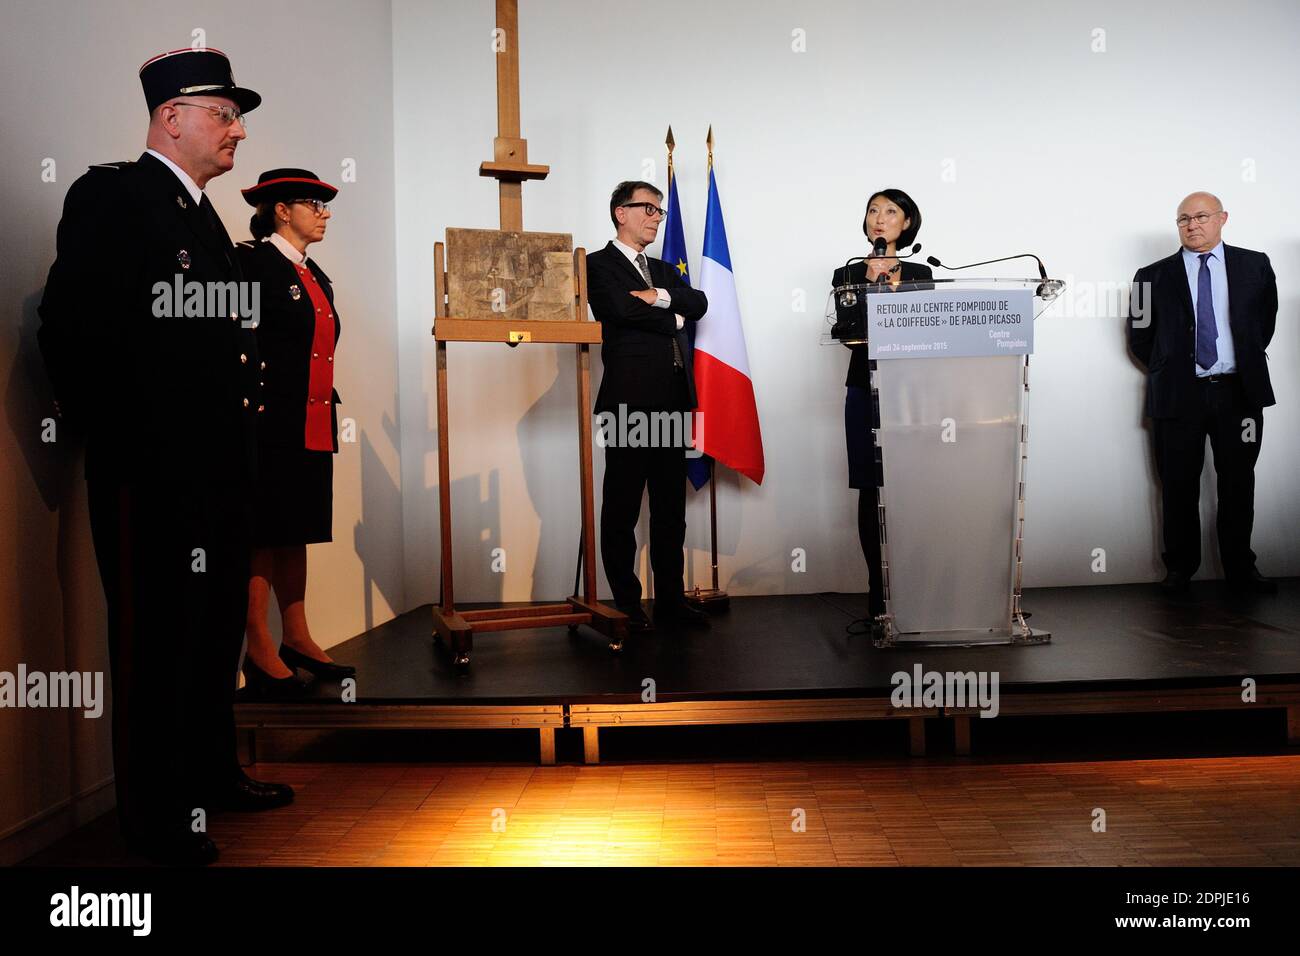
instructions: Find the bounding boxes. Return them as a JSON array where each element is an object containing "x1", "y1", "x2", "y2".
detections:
[
  {"x1": 454, "y1": 652, "x2": 470, "y2": 668},
  {"x1": 607, "y1": 640, "x2": 623, "y2": 654}
]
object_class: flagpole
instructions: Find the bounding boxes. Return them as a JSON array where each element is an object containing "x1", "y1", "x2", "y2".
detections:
[
  {"x1": 688, "y1": 124, "x2": 729, "y2": 612},
  {"x1": 705, "y1": 127, "x2": 721, "y2": 597}
]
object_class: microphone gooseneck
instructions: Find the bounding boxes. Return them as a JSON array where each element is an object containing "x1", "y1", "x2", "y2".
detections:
[{"x1": 926, "y1": 252, "x2": 1058, "y2": 296}]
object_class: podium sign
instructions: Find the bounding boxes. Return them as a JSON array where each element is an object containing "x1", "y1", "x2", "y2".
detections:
[
  {"x1": 863, "y1": 278, "x2": 1057, "y2": 647},
  {"x1": 868, "y1": 288, "x2": 1034, "y2": 359}
]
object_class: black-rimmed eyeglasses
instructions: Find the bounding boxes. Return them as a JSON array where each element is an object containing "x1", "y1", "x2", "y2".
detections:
[
  {"x1": 290, "y1": 199, "x2": 330, "y2": 215},
  {"x1": 620, "y1": 202, "x2": 666, "y2": 219}
]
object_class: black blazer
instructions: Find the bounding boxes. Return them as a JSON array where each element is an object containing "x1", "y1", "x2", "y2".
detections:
[
  {"x1": 1127, "y1": 245, "x2": 1277, "y2": 418},
  {"x1": 236, "y1": 239, "x2": 343, "y2": 451},
  {"x1": 587, "y1": 241, "x2": 708, "y2": 412},
  {"x1": 38, "y1": 151, "x2": 261, "y2": 486},
  {"x1": 831, "y1": 259, "x2": 934, "y2": 389}
]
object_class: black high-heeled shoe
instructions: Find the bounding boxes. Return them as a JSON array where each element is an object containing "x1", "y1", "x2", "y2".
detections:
[
  {"x1": 241, "y1": 656, "x2": 311, "y2": 698},
  {"x1": 279, "y1": 643, "x2": 356, "y2": 681}
]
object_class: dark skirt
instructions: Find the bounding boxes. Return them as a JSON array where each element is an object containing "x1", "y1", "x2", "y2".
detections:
[
  {"x1": 844, "y1": 385, "x2": 879, "y2": 490},
  {"x1": 253, "y1": 444, "x2": 334, "y2": 547}
]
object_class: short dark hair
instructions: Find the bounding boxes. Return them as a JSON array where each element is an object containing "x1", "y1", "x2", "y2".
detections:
[
  {"x1": 249, "y1": 202, "x2": 277, "y2": 240},
  {"x1": 609, "y1": 180, "x2": 663, "y2": 228},
  {"x1": 863, "y1": 188, "x2": 922, "y2": 247}
]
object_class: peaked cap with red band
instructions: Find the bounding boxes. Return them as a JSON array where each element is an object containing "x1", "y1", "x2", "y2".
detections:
[{"x1": 139, "y1": 47, "x2": 261, "y2": 115}]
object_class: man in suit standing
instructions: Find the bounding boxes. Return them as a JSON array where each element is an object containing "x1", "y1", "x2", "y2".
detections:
[
  {"x1": 38, "y1": 48, "x2": 293, "y2": 865},
  {"x1": 1128, "y1": 191, "x2": 1278, "y2": 595},
  {"x1": 587, "y1": 181, "x2": 710, "y2": 632}
]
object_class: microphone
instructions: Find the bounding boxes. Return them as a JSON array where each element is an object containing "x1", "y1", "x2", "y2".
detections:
[
  {"x1": 844, "y1": 243, "x2": 923, "y2": 272},
  {"x1": 870, "y1": 238, "x2": 889, "y2": 284},
  {"x1": 926, "y1": 252, "x2": 1062, "y2": 298},
  {"x1": 838, "y1": 243, "x2": 926, "y2": 297},
  {"x1": 836, "y1": 243, "x2": 926, "y2": 308}
]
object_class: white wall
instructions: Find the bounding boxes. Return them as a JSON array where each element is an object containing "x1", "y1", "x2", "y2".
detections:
[
  {"x1": 393, "y1": 0, "x2": 1299, "y2": 607},
  {"x1": 3, "y1": 0, "x2": 1299, "y2": 857},
  {"x1": 0, "y1": 0, "x2": 403, "y2": 857}
]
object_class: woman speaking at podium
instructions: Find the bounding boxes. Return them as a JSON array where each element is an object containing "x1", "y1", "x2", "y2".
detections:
[{"x1": 830, "y1": 189, "x2": 931, "y2": 621}]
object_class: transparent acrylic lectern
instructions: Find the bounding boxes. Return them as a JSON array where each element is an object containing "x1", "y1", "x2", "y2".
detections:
[{"x1": 823, "y1": 276, "x2": 1064, "y2": 647}]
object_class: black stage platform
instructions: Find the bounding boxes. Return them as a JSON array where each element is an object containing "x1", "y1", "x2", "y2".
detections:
[{"x1": 236, "y1": 581, "x2": 1300, "y2": 764}]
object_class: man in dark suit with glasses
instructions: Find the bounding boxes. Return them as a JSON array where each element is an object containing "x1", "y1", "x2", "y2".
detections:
[
  {"x1": 587, "y1": 181, "x2": 710, "y2": 632},
  {"x1": 38, "y1": 47, "x2": 293, "y2": 866},
  {"x1": 1128, "y1": 191, "x2": 1278, "y2": 595}
]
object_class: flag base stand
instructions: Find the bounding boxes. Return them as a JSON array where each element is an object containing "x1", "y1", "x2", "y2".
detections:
[
  {"x1": 686, "y1": 586, "x2": 730, "y2": 613},
  {"x1": 687, "y1": 458, "x2": 731, "y2": 614}
]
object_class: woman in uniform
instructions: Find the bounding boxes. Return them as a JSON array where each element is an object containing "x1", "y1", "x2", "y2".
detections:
[
  {"x1": 237, "y1": 168, "x2": 355, "y2": 694},
  {"x1": 830, "y1": 188, "x2": 932, "y2": 622}
]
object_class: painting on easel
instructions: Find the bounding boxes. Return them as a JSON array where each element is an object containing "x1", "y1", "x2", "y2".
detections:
[{"x1": 445, "y1": 227, "x2": 575, "y2": 321}]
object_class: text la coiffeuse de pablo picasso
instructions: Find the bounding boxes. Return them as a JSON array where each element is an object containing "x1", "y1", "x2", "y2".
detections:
[{"x1": 877, "y1": 298, "x2": 1021, "y2": 329}]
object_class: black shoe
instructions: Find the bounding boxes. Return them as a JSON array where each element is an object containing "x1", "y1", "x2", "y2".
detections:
[
  {"x1": 1226, "y1": 569, "x2": 1277, "y2": 595},
  {"x1": 280, "y1": 643, "x2": 356, "y2": 680},
  {"x1": 241, "y1": 657, "x2": 312, "y2": 698},
  {"x1": 653, "y1": 601, "x2": 711, "y2": 629},
  {"x1": 205, "y1": 774, "x2": 295, "y2": 812},
  {"x1": 130, "y1": 830, "x2": 219, "y2": 866},
  {"x1": 618, "y1": 605, "x2": 654, "y2": 633},
  {"x1": 1160, "y1": 570, "x2": 1192, "y2": 593}
]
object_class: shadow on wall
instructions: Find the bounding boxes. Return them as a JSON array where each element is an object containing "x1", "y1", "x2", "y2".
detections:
[
  {"x1": 4, "y1": 288, "x2": 113, "y2": 824},
  {"x1": 683, "y1": 464, "x2": 773, "y2": 594},
  {"x1": 517, "y1": 345, "x2": 583, "y2": 603},
  {"x1": 354, "y1": 422, "x2": 409, "y2": 631},
  {"x1": 1127, "y1": 232, "x2": 1180, "y2": 580},
  {"x1": 426, "y1": 466, "x2": 505, "y2": 610}
]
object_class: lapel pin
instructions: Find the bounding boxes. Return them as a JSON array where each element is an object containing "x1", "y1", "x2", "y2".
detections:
[
  {"x1": 289, "y1": 284, "x2": 302, "y2": 300},
  {"x1": 177, "y1": 249, "x2": 191, "y2": 270},
  {"x1": 176, "y1": 194, "x2": 188, "y2": 210}
]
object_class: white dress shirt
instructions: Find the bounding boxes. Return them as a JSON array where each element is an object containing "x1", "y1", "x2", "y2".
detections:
[
  {"x1": 145, "y1": 148, "x2": 203, "y2": 205},
  {"x1": 1181, "y1": 240, "x2": 1235, "y2": 376},
  {"x1": 611, "y1": 238, "x2": 684, "y2": 330},
  {"x1": 266, "y1": 232, "x2": 308, "y2": 265}
]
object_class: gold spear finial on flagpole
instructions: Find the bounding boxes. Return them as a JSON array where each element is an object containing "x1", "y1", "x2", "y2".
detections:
[
  {"x1": 666, "y1": 125, "x2": 675, "y2": 179},
  {"x1": 706, "y1": 125, "x2": 714, "y2": 169}
]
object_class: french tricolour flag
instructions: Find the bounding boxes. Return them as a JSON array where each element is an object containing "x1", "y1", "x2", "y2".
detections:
[{"x1": 693, "y1": 168, "x2": 765, "y2": 485}]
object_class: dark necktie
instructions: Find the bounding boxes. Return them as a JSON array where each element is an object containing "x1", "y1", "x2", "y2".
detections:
[
  {"x1": 636, "y1": 252, "x2": 683, "y2": 368},
  {"x1": 1196, "y1": 253, "x2": 1218, "y2": 370},
  {"x1": 197, "y1": 193, "x2": 234, "y2": 268}
]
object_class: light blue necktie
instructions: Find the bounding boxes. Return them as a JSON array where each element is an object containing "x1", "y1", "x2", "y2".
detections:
[{"x1": 1196, "y1": 253, "x2": 1218, "y2": 370}]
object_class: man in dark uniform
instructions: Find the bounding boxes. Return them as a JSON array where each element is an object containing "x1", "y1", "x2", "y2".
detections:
[
  {"x1": 1128, "y1": 191, "x2": 1278, "y2": 596},
  {"x1": 38, "y1": 47, "x2": 293, "y2": 865},
  {"x1": 587, "y1": 181, "x2": 710, "y2": 633}
]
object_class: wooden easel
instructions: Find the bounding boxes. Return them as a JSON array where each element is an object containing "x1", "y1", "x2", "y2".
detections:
[{"x1": 431, "y1": 0, "x2": 626, "y2": 667}]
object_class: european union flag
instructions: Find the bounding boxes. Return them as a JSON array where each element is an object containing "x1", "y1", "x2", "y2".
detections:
[{"x1": 663, "y1": 169, "x2": 712, "y2": 490}]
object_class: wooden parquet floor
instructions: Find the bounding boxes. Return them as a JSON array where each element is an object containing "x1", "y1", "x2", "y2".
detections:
[{"x1": 29, "y1": 755, "x2": 1300, "y2": 867}]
